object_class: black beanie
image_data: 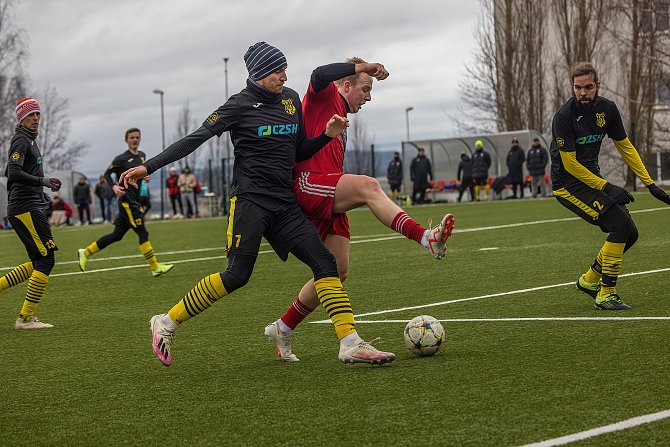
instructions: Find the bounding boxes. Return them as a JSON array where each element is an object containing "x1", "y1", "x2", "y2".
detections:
[{"x1": 244, "y1": 42, "x2": 287, "y2": 81}]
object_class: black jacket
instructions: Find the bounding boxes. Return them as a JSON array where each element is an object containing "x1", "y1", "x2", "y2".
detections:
[
  {"x1": 410, "y1": 155, "x2": 432, "y2": 190},
  {"x1": 506, "y1": 145, "x2": 526, "y2": 183},
  {"x1": 526, "y1": 144, "x2": 549, "y2": 176},
  {"x1": 457, "y1": 155, "x2": 473, "y2": 182},
  {"x1": 387, "y1": 158, "x2": 403, "y2": 184},
  {"x1": 471, "y1": 149, "x2": 491, "y2": 179}
]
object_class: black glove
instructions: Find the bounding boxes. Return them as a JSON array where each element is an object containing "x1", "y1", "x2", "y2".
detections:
[
  {"x1": 603, "y1": 182, "x2": 634, "y2": 205},
  {"x1": 41, "y1": 177, "x2": 62, "y2": 192},
  {"x1": 647, "y1": 183, "x2": 670, "y2": 205}
]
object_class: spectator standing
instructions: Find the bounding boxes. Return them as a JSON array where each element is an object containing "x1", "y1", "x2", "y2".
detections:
[
  {"x1": 472, "y1": 140, "x2": 492, "y2": 201},
  {"x1": 193, "y1": 176, "x2": 201, "y2": 217},
  {"x1": 387, "y1": 151, "x2": 403, "y2": 203},
  {"x1": 410, "y1": 147, "x2": 432, "y2": 204},
  {"x1": 140, "y1": 175, "x2": 152, "y2": 217},
  {"x1": 166, "y1": 166, "x2": 183, "y2": 217},
  {"x1": 178, "y1": 166, "x2": 197, "y2": 218},
  {"x1": 506, "y1": 137, "x2": 526, "y2": 199},
  {"x1": 527, "y1": 137, "x2": 549, "y2": 198},
  {"x1": 73, "y1": 177, "x2": 92, "y2": 225},
  {"x1": 95, "y1": 175, "x2": 114, "y2": 223},
  {"x1": 457, "y1": 152, "x2": 475, "y2": 202}
]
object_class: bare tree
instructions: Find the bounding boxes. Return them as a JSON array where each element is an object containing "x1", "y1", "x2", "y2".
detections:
[
  {"x1": 454, "y1": 0, "x2": 548, "y2": 134},
  {"x1": 172, "y1": 99, "x2": 199, "y2": 170},
  {"x1": 0, "y1": 0, "x2": 29, "y2": 173},
  {"x1": 37, "y1": 83, "x2": 88, "y2": 171},
  {"x1": 344, "y1": 115, "x2": 376, "y2": 175}
]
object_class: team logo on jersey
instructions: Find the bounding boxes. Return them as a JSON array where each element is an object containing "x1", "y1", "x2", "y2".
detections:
[
  {"x1": 206, "y1": 112, "x2": 219, "y2": 125},
  {"x1": 11, "y1": 151, "x2": 20, "y2": 161},
  {"x1": 257, "y1": 124, "x2": 299, "y2": 137},
  {"x1": 281, "y1": 98, "x2": 296, "y2": 115},
  {"x1": 596, "y1": 112, "x2": 606, "y2": 127},
  {"x1": 555, "y1": 137, "x2": 565, "y2": 148},
  {"x1": 140, "y1": 157, "x2": 145, "y2": 163}
]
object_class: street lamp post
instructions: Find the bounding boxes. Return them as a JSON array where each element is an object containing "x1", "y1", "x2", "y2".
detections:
[
  {"x1": 222, "y1": 57, "x2": 230, "y2": 214},
  {"x1": 152, "y1": 89, "x2": 166, "y2": 219},
  {"x1": 405, "y1": 106, "x2": 413, "y2": 142}
]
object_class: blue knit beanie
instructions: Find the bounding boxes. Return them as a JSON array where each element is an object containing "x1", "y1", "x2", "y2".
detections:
[{"x1": 244, "y1": 42, "x2": 287, "y2": 81}]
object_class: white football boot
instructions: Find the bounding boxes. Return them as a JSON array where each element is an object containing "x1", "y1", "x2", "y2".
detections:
[
  {"x1": 425, "y1": 213, "x2": 455, "y2": 260},
  {"x1": 15, "y1": 316, "x2": 53, "y2": 329},
  {"x1": 264, "y1": 321, "x2": 299, "y2": 362},
  {"x1": 338, "y1": 338, "x2": 396, "y2": 364}
]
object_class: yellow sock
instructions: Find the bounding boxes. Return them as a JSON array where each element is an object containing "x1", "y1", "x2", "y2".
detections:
[
  {"x1": 19, "y1": 270, "x2": 49, "y2": 320},
  {"x1": 315, "y1": 276, "x2": 356, "y2": 340},
  {"x1": 598, "y1": 241, "x2": 625, "y2": 295},
  {"x1": 0, "y1": 262, "x2": 34, "y2": 291},
  {"x1": 584, "y1": 266, "x2": 600, "y2": 284},
  {"x1": 139, "y1": 241, "x2": 159, "y2": 270},
  {"x1": 484, "y1": 184, "x2": 490, "y2": 196},
  {"x1": 391, "y1": 191, "x2": 397, "y2": 202},
  {"x1": 475, "y1": 185, "x2": 481, "y2": 199},
  {"x1": 84, "y1": 242, "x2": 100, "y2": 257},
  {"x1": 167, "y1": 273, "x2": 227, "y2": 324}
]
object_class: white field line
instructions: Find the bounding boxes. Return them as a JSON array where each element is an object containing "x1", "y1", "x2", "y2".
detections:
[
  {"x1": 345, "y1": 317, "x2": 670, "y2": 323},
  {"x1": 2, "y1": 206, "x2": 668, "y2": 273},
  {"x1": 309, "y1": 266, "x2": 670, "y2": 323},
  {"x1": 518, "y1": 409, "x2": 670, "y2": 447}
]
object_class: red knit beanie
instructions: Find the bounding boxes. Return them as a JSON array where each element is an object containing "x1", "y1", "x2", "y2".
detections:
[{"x1": 15, "y1": 97, "x2": 41, "y2": 123}]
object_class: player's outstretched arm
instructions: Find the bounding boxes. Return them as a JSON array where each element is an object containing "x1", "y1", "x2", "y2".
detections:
[{"x1": 647, "y1": 183, "x2": 670, "y2": 205}]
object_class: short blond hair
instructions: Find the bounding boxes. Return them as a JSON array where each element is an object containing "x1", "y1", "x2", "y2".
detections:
[{"x1": 335, "y1": 57, "x2": 367, "y2": 86}]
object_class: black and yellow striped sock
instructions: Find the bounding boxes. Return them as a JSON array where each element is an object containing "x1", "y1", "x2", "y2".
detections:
[
  {"x1": 584, "y1": 266, "x2": 600, "y2": 284},
  {"x1": 84, "y1": 242, "x2": 100, "y2": 257},
  {"x1": 19, "y1": 271, "x2": 49, "y2": 321},
  {"x1": 167, "y1": 273, "x2": 227, "y2": 324},
  {"x1": 0, "y1": 262, "x2": 34, "y2": 291},
  {"x1": 315, "y1": 277, "x2": 356, "y2": 340},
  {"x1": 139, "y1": 241, "x2": 159, "y2": 270},
  {"x1": 598, "y1": 241, "x2": 625, "y2": 296}
]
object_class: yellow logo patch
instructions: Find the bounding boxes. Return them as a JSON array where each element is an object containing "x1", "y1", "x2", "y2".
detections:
[
  {"x1": 207, "y1": 112, "x2": 219, "y2": 125},
  {"x1": 282, "y1": 98, "x2": 296, "y2": 115},
  {"x1": 596, "y1": 112, "x2": 606, "y2": 128},
  {"x1": 556, "y1": 137, "x2": 565, "y2": 148},
  {"x1": 11, "y1": 151, "x2": 20, "y2": 161}
]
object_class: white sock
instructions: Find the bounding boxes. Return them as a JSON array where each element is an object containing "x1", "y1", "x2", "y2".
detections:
[
  {"x1": 161, "y1": 314, "x2": 177, "y2": 330},
  {"x1": 277, "y1": 318, "x2": 292, "y2": 333},
  {"x1": 340, "y1": 331, "x2": 364, "y2": 347},
  {"x1": 420, "y1": 230, "x2": 429, "y2": 247}
]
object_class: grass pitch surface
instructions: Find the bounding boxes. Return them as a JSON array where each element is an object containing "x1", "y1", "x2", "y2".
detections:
[{"x1": 1, "y1": 194, "x2": 669, "y2": 446}]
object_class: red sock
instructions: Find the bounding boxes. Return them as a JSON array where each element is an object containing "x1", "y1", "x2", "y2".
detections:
[
  {"x1": 391, "y1": 212, "x2": 425, "y2": 244},
  {"x1": 280, "y1": 298, "x2": 316, "y2": 330}
]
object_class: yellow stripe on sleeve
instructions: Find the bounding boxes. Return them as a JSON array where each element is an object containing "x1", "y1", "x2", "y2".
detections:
[
  {"x1": 559, "y1": 151, "x2": 608, "y2": 191},
  {"x1": 613, "y1": 138, "x2": 654, "y2": 186}
]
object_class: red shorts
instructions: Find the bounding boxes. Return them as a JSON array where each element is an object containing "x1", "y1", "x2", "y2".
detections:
[{"x1": 293, "y1": 171, "x2": 350, "y2": 241}]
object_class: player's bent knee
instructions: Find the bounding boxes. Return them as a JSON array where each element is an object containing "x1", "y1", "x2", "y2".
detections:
[
  {"x1": 624, "y1": 223, "x2": 639, "y2": 252},
  {"x1": 220, "y1": 269, "x2": 250, "y2": 293},
  {"x1": 33, "y1": 252, "x2": 55, "y2": 275}
]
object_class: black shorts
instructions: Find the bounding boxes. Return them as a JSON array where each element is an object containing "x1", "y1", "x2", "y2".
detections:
[
  {"x1": 473, "y1": 176, "x2": 488, "y2": 186},
  {"x1": 225, "y1": 196, "x2": 318, "y2": 261},
  {"x1": 8, "y1": 210, "x2": 58, "y2": 261},
  {"x1": 115, "y1": 201, "x2": 145, "y2": 230},
  {"x1": 389, "y1": 182, "x2": 401, "y2": 192},
  {"x1": 553, "y1": 181, "x2": 615, "y2": 224}
]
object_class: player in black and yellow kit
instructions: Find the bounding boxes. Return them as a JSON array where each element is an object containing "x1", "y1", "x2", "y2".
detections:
[
  {"x1": 120, "y1": 42, "x2": 396, "y2": 366},
  {"x1": 1, "y1": 98, "x2": 62, "y2": 329},
  {"x1": 77, "y1": 128, "x2": 173, "y2": 277},
  {"x1": 551, "y1": 62, "x2": 670, "y2": 310}
]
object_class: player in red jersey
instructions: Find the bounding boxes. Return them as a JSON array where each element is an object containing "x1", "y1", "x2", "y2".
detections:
[{"x1": 265, "y1": 58, "x2": 455, "y2": 361}]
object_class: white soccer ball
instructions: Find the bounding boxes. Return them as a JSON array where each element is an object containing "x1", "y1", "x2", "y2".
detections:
[{"x1": 403, "y1": 315, "x2": 445, "y2": 356}]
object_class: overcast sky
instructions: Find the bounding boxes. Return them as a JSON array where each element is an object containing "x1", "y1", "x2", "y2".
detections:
[{"x1": 15, "y1": 0, "x2": 481, "y2": 176}]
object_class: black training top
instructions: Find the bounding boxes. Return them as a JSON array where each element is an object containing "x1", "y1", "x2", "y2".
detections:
[
  {"x1": 144, "y1": 80, "x2": 331, "y2": 205},
  {"x1": 5, "y1": 125, "x2": 47, "y2": 216},
  {"x1": 550, "y1": 96, "x2": 627, "y2": 189},
  {"x1": 104, "y1": 149, "x2": 146, "y2": 206}
]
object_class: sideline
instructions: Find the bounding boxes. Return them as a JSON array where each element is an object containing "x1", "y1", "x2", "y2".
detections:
[{"x1": 518, "y1": 409, "x2": 670, "y2": 447}]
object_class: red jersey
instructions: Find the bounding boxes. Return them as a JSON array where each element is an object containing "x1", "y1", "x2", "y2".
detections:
[{"x1": 293, "y1": 82, "x2": 347, "y2": 176}]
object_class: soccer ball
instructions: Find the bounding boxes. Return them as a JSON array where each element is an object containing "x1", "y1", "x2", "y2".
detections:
[{"x1": 403, "y1": 315, "x2": 445, "y2": 356}]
